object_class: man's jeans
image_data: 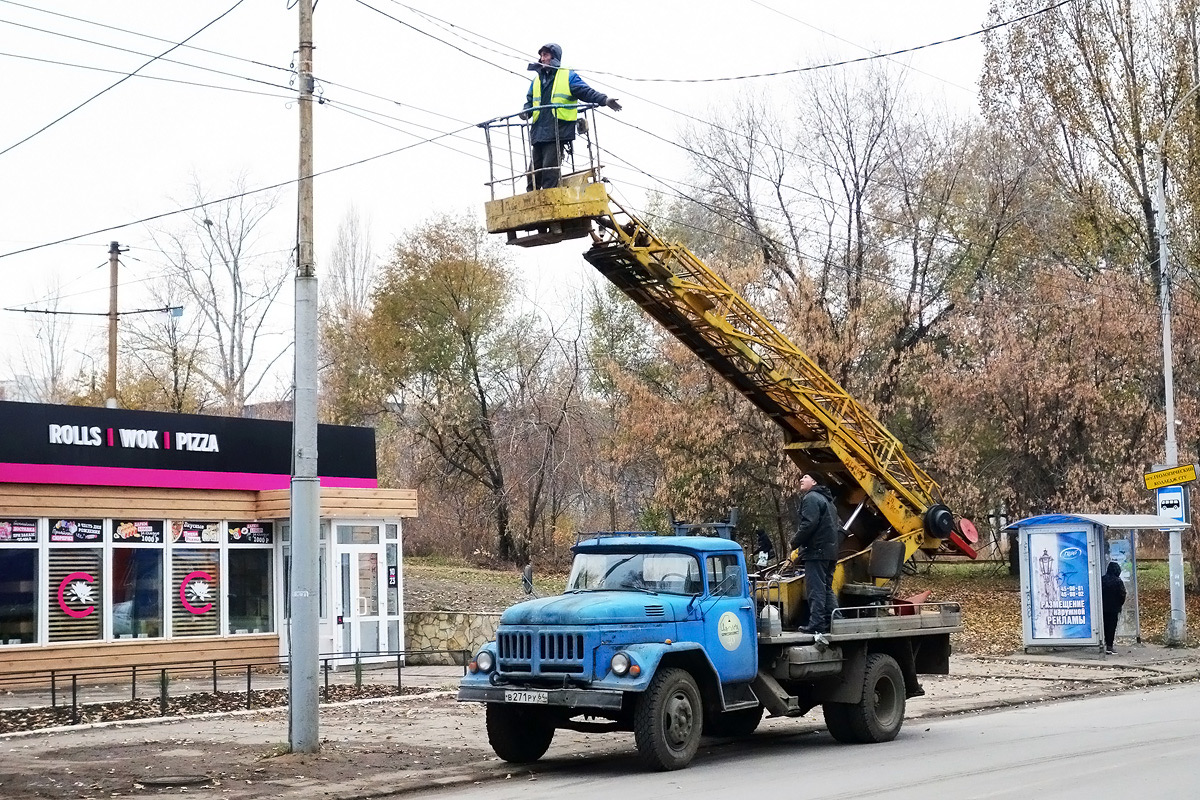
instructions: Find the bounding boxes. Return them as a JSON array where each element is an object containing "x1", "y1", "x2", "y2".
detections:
[{"x1": 804, "y1": 559, "x2": 837, "y2": 632}]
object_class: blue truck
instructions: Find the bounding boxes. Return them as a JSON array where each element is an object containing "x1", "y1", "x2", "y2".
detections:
[
  {"x1": 461, "y1": 112, "x2": 975, "y2": 771},
  {"x1": 457, "y1": 532, "x2": 962, "y2": 770}
]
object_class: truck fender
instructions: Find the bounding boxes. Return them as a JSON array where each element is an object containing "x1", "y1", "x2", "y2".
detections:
[
  {"x1": 620, "y1": 642, "x2": 721, "y2": 702},
  {"x1": 822, "y1": 644, "x2": 867, "y2": 704}
]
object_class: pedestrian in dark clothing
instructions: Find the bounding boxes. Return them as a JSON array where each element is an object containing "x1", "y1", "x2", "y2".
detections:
[
  {"x1": 1101, "y1": 561, "x2": 1127, "y2": 655},
  {"x1": 789, "y1": 473, "x2": 840, "y2": 634},
  {"x1": 521, "y1": 43, "x2": 621, "y2": 189},
  {"x1": 754, "y1": 528, "x2": 775, "y2": 568}
]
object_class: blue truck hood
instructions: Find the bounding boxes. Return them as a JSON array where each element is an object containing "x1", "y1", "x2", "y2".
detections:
[{"x1": 500, "y1": 591, "x2": 687, "y2": 625}]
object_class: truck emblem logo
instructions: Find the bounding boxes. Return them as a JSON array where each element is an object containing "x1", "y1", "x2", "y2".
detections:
[{"x1": 717, "y1": 611, "x2": 742, "y2": 651}]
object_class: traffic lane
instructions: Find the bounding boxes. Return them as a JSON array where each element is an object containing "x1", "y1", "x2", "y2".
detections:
[{"x1": 426, "y1": 682, "x2": 1200, "y2": 799}]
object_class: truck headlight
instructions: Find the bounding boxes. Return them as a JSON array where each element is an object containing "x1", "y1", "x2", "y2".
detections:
[
  {"x1": 610, "y1": 652, "x2": 630, "y2": 676},
  {"x1": 474, "y1": 650, "x2": 494, "y2": 673}
]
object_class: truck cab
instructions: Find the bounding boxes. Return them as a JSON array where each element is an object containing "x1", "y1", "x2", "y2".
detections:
[{"x1": 458, "y1": 534, "x2": 762, "y2": 770}]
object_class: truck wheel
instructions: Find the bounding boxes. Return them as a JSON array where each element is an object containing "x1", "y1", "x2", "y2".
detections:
[
  {"x1": 485, "y1": 704, "x2": 554, "y2": 763},
  {"x1": 847, "y1": 653, "x2": 905, "y2": 743},
  {"x1": 821, "y1": 701, "x2": 860, "y2": 743},
  {"x1": 706, "y1": 705, "x2": 764, "y2": 738},
  {"x1": 634, "y1": 667, "x2": 703, "y2": 770}
]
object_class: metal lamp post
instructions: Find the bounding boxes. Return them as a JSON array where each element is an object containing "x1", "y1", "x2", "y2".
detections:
[{"x1": 1154, "y1": 84, "x2": 1198, "y2": 645}]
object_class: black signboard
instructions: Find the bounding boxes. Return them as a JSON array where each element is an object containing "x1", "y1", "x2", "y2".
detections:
[
  {"x1": 171, "y1": 520, "x2": 221, "y2": 544},
  {"x1": 0, "y1": 400, "x2": 376, "y2": 488},
  {"x1": 228, "y1": 521, "x2": 273, "y2": 545},
  {"x1": 113, "y1": 519, "x2": 164, "y2": 543},
  {"x1": 387, "y1": 566, "x2": 398, "y2": 587},
  {"x1": 0, "y1": 519, "x2": 37, "y2": 543},
  {"x1": 50, "y1": 519, "x2": 103, "y2": 543}
]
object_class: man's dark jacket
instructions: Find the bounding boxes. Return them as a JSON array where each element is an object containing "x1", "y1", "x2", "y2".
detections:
[
  {"x1": 789, "y1": 485, "x2": 840, "y2": 560},
  {"x1": 1101, "y1": 563, "x2": 1127, "y2": 613}
]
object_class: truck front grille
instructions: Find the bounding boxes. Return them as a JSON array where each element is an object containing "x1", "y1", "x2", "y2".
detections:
[{"x1": 496, "y1": 629, "x2": 587, "y2": 676}]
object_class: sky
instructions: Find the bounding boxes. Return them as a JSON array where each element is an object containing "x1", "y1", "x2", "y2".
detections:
[{"x1": 0, "y1": 0, "x2": 995, "y2": 401}]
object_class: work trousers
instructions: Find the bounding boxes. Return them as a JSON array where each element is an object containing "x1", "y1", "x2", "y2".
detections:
[
  {"x1": 804, "y1": 558, "x2": 837, "y2": 633},
  {"x1": 529, "y1": 141, "x2": 563, "y2": 190}
]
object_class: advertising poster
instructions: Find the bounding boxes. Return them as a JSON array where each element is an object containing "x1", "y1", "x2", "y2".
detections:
[
  {"x1": 113, "y1": 519, "x2": 164, "y2": 543},
  {"x1": 171, "y1": 521, "x2": 220, "y2": 544},
  {"x1": 0, "y1": 519, "x2": 38, "y2": 543},
  {"x1": 1028, "y1": 529, "x2": 1093, "y2": 640},
  {"x1": 51, "y1": 519, "x2": 103, "y2": 543},
  {"x1": 227, "y1": 521, "x2": 273, "y2": 544}
]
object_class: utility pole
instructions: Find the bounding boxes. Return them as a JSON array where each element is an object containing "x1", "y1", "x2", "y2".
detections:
[
  {"x1": 288, "y1": 0, "x2": 320, "y2": 753},
  {"x1": 1155, "y1": 84, "x2": 1197, "y2": 646},
  {"x1": 107, "y1": 241, "x2": 119, "y2": 408}
]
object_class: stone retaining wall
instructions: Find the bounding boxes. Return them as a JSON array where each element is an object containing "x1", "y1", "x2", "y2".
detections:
[{"x1": 404, "y1": 611, "x2": 501, "y2": 665}]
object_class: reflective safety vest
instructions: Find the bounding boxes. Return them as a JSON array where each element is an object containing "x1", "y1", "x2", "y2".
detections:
[{"x1": 529, "y1": 69, "x2": 577, "y2": 123}]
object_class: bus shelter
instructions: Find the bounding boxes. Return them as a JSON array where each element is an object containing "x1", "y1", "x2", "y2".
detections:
[{"x1": 1006, "y1": 514, "x2": 1188, "y2": 652}]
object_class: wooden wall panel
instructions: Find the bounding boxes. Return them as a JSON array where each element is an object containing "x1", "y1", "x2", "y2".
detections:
[
  {"x1": 0, "y1": 484, "x2": 258, "y2": 519},
  {"x1": 256, "y1": 488, "x2": 418, "y2": 519}
]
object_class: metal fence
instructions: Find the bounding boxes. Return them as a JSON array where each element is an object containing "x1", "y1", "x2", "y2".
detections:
[{"x1": 0, "y1": 649, "x2": 469, "y2": 725}]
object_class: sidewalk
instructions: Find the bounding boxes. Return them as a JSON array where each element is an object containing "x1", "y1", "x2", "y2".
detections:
[{"x1": 1, "y1": 646, "x2": 1197, "y2": 800}]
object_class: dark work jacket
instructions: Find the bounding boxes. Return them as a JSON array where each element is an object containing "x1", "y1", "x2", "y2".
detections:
[
  {"x1": 524, "y1": 65, "x2": 609, "y2": 144},
  {"x1": 789, "y1": 486, "x2": 840, "y2": 561},
  {"x1": 1101, "y1": 565, "x2": 1127, "y2": 615}
]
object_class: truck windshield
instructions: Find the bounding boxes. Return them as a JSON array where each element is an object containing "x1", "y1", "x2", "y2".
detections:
[{"x1": 566, "y1": 551, "x2": 702, "y2": 595}]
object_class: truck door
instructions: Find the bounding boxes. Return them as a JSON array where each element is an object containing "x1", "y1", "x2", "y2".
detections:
[{"x1": 702, "y1": 554, "x2": 757, "y2": 682}]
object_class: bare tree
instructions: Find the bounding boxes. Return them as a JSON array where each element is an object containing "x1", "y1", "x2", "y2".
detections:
[
  {"x1": 149, "y1": 175, "x2": 289, "y2": 415},
  {"x1": 120, "y1": 275, "x2": 214, "y2": 413},
  {"x1": 12, "y1": 279, "x2": 74, "y2": 403}
]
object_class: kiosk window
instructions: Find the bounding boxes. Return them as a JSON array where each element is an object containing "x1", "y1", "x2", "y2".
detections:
[
  {"x1": 0, "y1": 550, "x2": 37, "y2": 645},
  {"x1": 228, "y1": 550, "x2": 272, "y2": 634},
  {"x1": 112, "y1": 549, "x2": 163, "y2": 638},
  {"x1": 49, "y1": 549, "x2": 103, "y2": 642},
  {"x1": 172, "y1": 550, "x2": 219, "y2": 636}
]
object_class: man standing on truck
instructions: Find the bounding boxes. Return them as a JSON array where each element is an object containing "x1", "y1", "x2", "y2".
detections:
[
  {"x1": 520, "y1": 43, "x2": 621, "y2": 189},
  {"x1": 790, "y1": 473, "x2": 840, "y2": 634}
]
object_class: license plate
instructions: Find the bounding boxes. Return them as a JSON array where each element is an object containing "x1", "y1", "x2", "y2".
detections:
[{"x1": 504, "y1": 689, "x2": 549, "y2": 704}]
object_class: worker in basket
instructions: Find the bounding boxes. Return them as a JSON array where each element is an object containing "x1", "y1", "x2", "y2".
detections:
[{"x1": 519, "y1": 42, "x2": 621, "y2": 190}]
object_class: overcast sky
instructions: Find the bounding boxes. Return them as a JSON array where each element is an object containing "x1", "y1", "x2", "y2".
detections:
[{"x1": 0, "y1": 0, "x2": 994, "y2": 399}]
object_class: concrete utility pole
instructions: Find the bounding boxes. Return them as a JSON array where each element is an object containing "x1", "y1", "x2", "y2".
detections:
[
  {"x1": 1154, "y1": 84, "x2": 1197, "y2": 646},
  {"x1": 106, "y1": 241, "x2": 119, "y2": 408},
  {"x1": 289, "y1": 0, "x2": 320, "y2": 753}
]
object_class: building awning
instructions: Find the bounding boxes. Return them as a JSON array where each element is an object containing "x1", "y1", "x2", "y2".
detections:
[{"x1": 1005, "y1": 513, "x2": 1188, "y2": 531}]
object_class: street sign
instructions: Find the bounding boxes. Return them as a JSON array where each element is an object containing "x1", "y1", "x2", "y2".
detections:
[
  {"x1": 1156, "y1": 485, "x2": 1190, "y2": 524},
  {"x1": 1144, "y1": 463, "x2": 1198, "y2": 490}
]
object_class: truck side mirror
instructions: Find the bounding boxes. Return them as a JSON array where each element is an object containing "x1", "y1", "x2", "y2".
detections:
[{"x1": 521, "y1": 563, "x2": 534, "y2": 595}]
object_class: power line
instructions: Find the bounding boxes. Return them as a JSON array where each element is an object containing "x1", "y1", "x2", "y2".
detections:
[
  {"x1": 745, "y1": 0, "x2": 975, "y2": 95},
  {"x1": 0, "y1": 49, "x2": 295, "y2": 101},
  {"x1": 0, "y1": 0, "x2": 249, "y2": 159},
  {"x1": 0, "y1": 120, "x2": 478, "y2": 260},
  {"x1": 0, "y1": 0, "x2": 292, "y2": 77},
  {"x1": 581, "y1": 0, "x2": 1075, "y2": 83}
]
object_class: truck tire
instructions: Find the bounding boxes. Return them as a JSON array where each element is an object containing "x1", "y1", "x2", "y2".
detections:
[
  {"x1": 485, "y1": 703, "x2": 554, "y2": 763},
  {"x1": 706, "y1": 704, "x2": 764, "y2": 738},
  {"x1": 821, "y1": 701, "x2": 860, "y2": 743},
  {"x1": 634, "y1": 667, "x2": 703, "y2": 770},
  {"x1": 837, "y1": 653, "x2": 906, "y2": 744}
]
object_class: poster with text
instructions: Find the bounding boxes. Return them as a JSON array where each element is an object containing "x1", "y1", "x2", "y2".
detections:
[
  {"x1": 227, "y1": 521, "x2": 273, "y2": 544},
  {"x1": 1028, "y1": 529, "x2": 1093, "y2": 640},
  {"x1": 171, "y1": 521, "x2": 220, "y2": 544},
  {"x1": 50, "y1": 519, "x2": 103, "y2": 543},
  {"x1": 113, "y1": 520, "x2": 164, "y2": 543},
  {"x1": 0, "y1": 519, "x2": 38, "y2": 543}
]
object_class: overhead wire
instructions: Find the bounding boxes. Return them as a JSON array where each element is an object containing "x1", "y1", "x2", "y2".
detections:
[
  {"x1": 580, "y1": 0, "x2": 1075, "y2": 83},
  {"x1": 745, "y1": 0, "x2": 976, "y2": 95},
  {"x1": 0, "y1": 0, "x2": 249, "y2": 159}
]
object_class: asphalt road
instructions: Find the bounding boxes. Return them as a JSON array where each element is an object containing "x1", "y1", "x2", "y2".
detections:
[{"x1": 423, "y1": 683, "x2": 1200, "y2": 799}]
